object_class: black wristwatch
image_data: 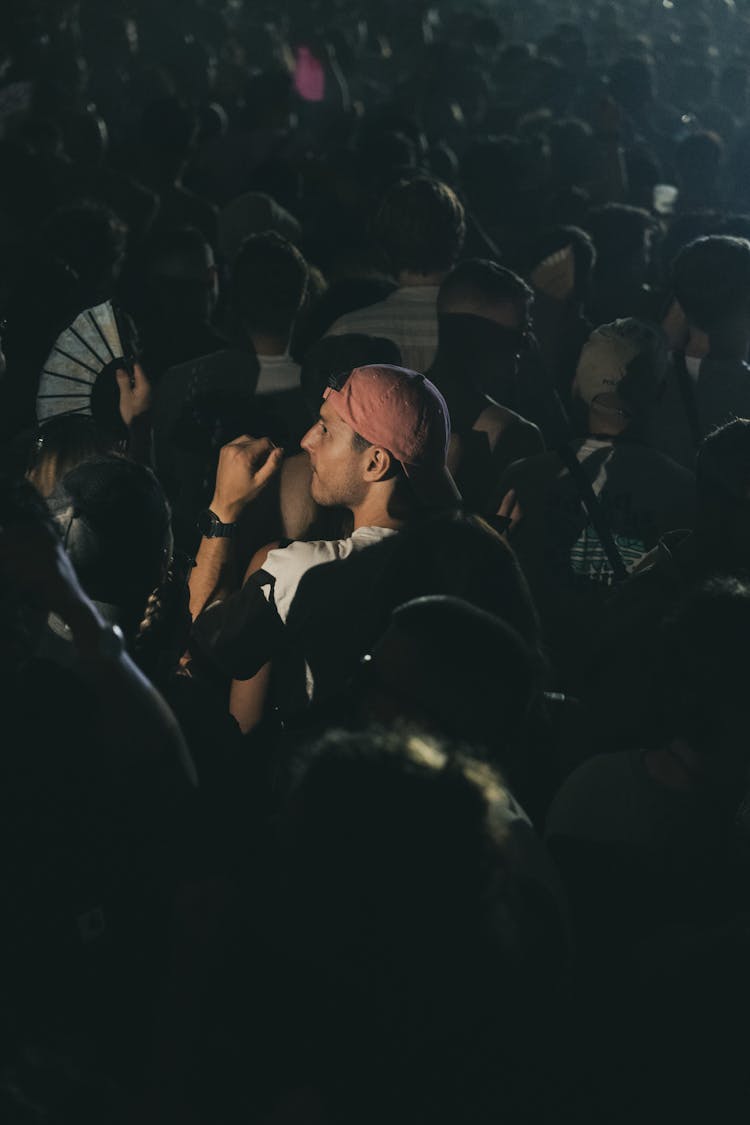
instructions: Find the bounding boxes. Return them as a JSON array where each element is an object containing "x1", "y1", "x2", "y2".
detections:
[{"x1": 197, "y1": 509, "x2": 239, "y2": 539}]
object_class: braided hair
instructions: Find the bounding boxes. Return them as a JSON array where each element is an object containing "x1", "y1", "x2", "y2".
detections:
[{"x1": 133, "y1": 551, "x2": 193, "y2": 685}]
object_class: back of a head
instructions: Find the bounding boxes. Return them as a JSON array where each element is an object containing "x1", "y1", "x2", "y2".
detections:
[
  {"x1": 42, "y1": 201, "x2": 127, "y2": 293},
  {"x1": 371, "y1": 176, "x2": 466, "y2": 277},
  {"x1": 284, "y1": 726, "x2": 518, "y2": 964},
  {"x1": 146, "y1": 226, "x2": 214, "y2": 283},
  {"x1": 219, "y1": 191, "x2": 301, "y2": 265},
  {"x1": 586, "y1": 203, "x2": 653, "y2": 271},
  {"x1": 373, "y1": 595, "x2": 537, "y2": 748},
  {"x1": 660, "y1": 212, "x2": 721, "y2": 277},
  {"x1": 50, "y1": 455, "x2": 171, "y2": 616},
  {"x1": 438, "y1": 258, "x2": 533, "y2": 320},
  {"x1": 672, "y1": 235, "x2": 750, "y2": 333},
  {"x1": 276, "y1": 724, "x2": 548, "y2": 1121},
  {"x1": 675, "y1": 131, "x2": 724, "y2": 182},
  {"x1": 231, "y1": 231, "x2": 309, "y2": 338},
  {"x1": 140, "y1": 98, "x2": 197, "y2": 159},
  {"x1": 145, "y1": 226, "x2": 216, "y2": 319},
  {"x1": 353, "y1": 126, "x2": 419, "y2": 191}
]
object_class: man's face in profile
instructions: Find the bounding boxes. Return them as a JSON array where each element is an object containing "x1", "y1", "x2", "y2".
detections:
[{"x1": 300, "y1": 398, "x2": 369, "y2": 510}]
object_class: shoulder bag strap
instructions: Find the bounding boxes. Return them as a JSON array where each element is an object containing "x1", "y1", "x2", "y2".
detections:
[{"x1": 558, "y1": 443, "x2": 629, "y2": 584}]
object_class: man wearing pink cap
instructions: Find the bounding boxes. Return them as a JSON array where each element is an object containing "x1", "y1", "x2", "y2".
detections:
[{"x1": 188, "y1": 364, "x2": 459, "y2": 729}]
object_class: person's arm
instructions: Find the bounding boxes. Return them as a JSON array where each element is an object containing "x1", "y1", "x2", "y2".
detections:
[
  {"x1": 228, "y1": 542, "x2": 280, "y2": 734},
  {"x1": 188, "y1": 435, "x2": 284, "y2": 620},
  {"x1": 0, "y1": 518, "x2": 197, "y2": 787},
  {"x1": 279, "y1": 452, "x2": 319, "y2": 539}
]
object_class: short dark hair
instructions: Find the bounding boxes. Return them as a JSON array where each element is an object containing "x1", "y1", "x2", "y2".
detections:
[
  {"x1": 371, "y1": 176, "x2": 466, "y2": 277},
  {"x1": 672, "y1": 235, "x2": 750, "y2": 332},
  {"x1": 387, "y1": 595, "x2": 538, "y2": 747},
  {"x1": 438, "y1": 258, "x2": 533, "y2": 317},
  {"x1": 351, "y1": 430, "x2": 373, "y2": 454},
  {"x1": 586, "y1": 203, "x2": 654, "y2": 269},
  {"x1": 145, "y1": 226, "x2": 213, "y2": 281},
  {"x1": 675, "y1": 131, "x2": 724, "y2": 178},
  {"x1": 231, "y1": 231, "x2": 309, "y2": 337},
  {"x1": 42, "y1": 200, "x2": 127, "y2": 289},
  {"x1": 50, "y1": 455, "x2": 171, "y2": 615},
  {"x1": 140, "y1": 97, "x2": 197, "y2": 157}
]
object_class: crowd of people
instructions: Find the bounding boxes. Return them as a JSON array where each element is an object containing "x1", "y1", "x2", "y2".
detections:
[{"x1": 3, "y1": 0, "x2": 750, "y2": 1120}]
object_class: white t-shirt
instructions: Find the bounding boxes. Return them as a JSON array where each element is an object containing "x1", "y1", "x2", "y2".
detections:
[
  {"x1": 255, "y1": 354, "x2": 302, "y2": 395},
  {"x1": 194, "y1": 525, "x2": 400, "y2": 703},
  {"x1": 260, "y1": 526, "x2": 398, "y2": 623}
]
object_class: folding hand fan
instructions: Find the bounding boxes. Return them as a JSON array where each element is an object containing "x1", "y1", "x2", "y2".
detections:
[{"x1": 36, "y1": 301, "x2": 133, "y2": 427}]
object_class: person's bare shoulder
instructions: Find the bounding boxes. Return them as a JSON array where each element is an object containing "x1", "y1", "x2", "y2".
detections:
[{"x1": 279, "y1": 453, "x2": 319, "y2": 540}]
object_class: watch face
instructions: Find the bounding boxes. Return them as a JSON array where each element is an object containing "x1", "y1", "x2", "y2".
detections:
[{"x1": 197, "y1": 509, "x2": 219, "y2": 537}]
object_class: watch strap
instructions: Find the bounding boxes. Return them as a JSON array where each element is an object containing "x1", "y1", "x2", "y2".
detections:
[{"x1": 198, "y1": 509, "x2": 239, "y2": 538}]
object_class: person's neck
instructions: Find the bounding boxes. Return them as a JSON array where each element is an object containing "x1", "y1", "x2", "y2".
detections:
[
  {"x1": 251, "y1": 332, "x2": 290, "y2": 357},
  {"x1": 397, "y1": 270, "x2": 447, "y2": 288},
  {"x1": 350, "y1": 488, "x2": 408, "y2": 532}
]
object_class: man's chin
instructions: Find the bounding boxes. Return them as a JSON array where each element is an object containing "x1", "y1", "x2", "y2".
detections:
[{"x1": 309, "y1": 479, "x2": 326, "y2": 506}]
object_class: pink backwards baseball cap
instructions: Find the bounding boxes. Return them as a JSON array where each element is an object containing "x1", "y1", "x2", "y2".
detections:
[{"x1": 323, "y1": 364, "x2": 461, "y2": 508}]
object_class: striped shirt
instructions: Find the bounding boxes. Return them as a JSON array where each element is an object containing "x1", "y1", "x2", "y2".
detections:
[{"x1": 325, "y1": 285, "x2": 439, "y2": 374}]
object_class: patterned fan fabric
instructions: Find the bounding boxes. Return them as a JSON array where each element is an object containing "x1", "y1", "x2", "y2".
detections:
[{"x1": 37, "y1": 302, "x2": 125, "y2": 422}]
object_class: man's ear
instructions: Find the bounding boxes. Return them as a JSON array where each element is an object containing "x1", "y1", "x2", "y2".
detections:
[{"x1": 363, "y1": 445, "x2": 394, "y2": 483}]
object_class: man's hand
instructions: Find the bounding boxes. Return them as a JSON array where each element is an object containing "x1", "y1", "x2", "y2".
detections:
[
  {"x1": 210, "y1": 436, "x2": 284, "y2": 524},
  {"x1": 116, "y1": 361, "x2": 152, "y2": 428}
]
